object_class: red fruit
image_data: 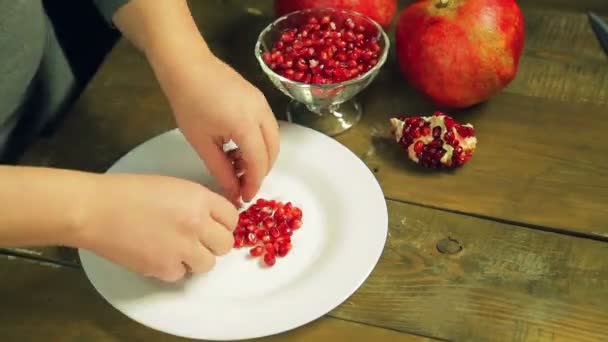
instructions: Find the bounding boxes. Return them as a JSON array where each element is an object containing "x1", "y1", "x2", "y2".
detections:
[
  {"x1": 264, "y1": 252, "x2": 276, "y2": 266},
  {"x1": 275, "y1": 0, "x2": 397, "y2": 29},
  {"x1": 250, "y1": 246, "x2": 264, "y2": 257},
  {"x1": 390, "y1": 111, "x2": 477, "y2": 168},
  {"x1": 395, "y1": 0, "x2": 525, "y2": 108}
]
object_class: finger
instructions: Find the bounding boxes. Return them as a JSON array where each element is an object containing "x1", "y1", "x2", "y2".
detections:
[
  {"x1": 198, "y1": 140, "x2": 241, "y2": 203},
  {"x1": 260, "y1": 112, "x2": 280, "y2": 172},
  {"x1": 200, "y1": 219, "x2": 234, "y2": 256},
  {"x1": 207, "y1": 190, "x2": 239, "y2": 231},
  {"x1": 183, "y1": 243, "x2": 216, "y2": 274},
  {"x1": 234, "y1": 127, "x2": 268, "y2": 202},
  {"x1": 157, "y1": 260, "x2": 187, "y2": 282}
]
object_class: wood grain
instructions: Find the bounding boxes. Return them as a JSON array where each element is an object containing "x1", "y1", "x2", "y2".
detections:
[
  {"x1": 3, "y1": 198, "x2": 608, "y2": 341},
  {"x1": 329, "y1": 200, "x2": 608, "y2": 341},
  {"x1": 0, "y1": 257, "x2": 433, "y2": 342}
]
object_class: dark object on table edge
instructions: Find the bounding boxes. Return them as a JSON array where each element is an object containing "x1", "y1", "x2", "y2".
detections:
[{"x1": 588, "y1": 12, "x2": 608, "y2": 57}]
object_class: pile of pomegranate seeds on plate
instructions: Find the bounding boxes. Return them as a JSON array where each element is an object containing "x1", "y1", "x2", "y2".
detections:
[
  {"x1": 261, "y1": 14, "x2": 382, "y2": 84},
  {"x1": 390, "y1": 111, "x2": 478, "y2": 169},
  {"x1": 233, "y1": 198, "x2": 303, "y2": 267}
]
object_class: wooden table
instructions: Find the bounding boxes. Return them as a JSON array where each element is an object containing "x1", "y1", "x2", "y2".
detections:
[{"x1": 3, "y1": 0, "x2": 608, "y2": 340}]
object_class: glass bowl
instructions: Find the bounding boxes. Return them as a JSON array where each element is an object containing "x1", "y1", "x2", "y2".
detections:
[{"x1": 254, "y1": 7, "x2": 390, "y2": 136}]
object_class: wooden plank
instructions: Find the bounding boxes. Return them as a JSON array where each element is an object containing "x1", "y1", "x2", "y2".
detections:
[
  {"x1": 328, "y1": 200, "x2": 608, "y2": 341},
  {"x1": 518, "y1": 0, "x2": 608, "y2": 15},
  {"x1": 506, "y1": 9, "x2": 608, "y2": 105},
  {"x1": 3, "y1": 199, "x2": 608, "y2": 341},
  {"x1": 0, "y1": 255, "x2": 435, "y2": 342},
  {"x1": 335, "y1": 89, "x2": 608, "y2": 235}
]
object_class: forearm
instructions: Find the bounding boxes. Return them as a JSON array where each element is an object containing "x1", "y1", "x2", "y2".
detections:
[
  {"x1": 0, "y1": 166, "x2": 95, "y2": 248},
  {"x1": 111, "y1": 0, "x2": 215, "y2": 107},
  {"x1": 112, "y1": 0, "x2": 212, "y2": 65}
]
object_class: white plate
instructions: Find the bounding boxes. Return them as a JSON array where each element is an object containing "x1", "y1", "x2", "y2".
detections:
[{"x1": 79, "y1": 121, "x2": 388, "y2": 340}]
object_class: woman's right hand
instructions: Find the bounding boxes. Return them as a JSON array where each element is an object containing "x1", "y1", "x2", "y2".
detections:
[{"x1": 75, "y1": 173, "x2": 239, "y2": 282}]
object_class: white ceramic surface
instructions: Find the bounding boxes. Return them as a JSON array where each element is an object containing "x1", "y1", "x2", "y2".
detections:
[{"x1": 79, "y1": 121, "x2": 388, "y2": 340}]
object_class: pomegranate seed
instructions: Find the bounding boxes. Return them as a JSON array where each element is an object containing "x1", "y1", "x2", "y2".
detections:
[
  {"x1": 263, "y1": 217, "x2": 275, "y2": 229},
  {"x1": 345, "y1": 18, "x2": 355, "y2": 30},
  {"x1": 276, "y1": 236, "x2": 291, "y2": 244},
  {"x1": 234, "y1": 236, "x2": 244, "y2": 248},
  {"x1": 414, "y1": 141, "x2": 424, "y2": 154},
  {"x1": 264, "y1": 242, "x2": 275, "y2": 253},
  {"x1": 296, "y1": 59, "x2": 308, "y2": 71},
  {"x1": 284, "y1": 69, "x2": 295, "y2": 78},
  {"x1": 284, "y1": 202, "x2": 293, "y2": 211},
  {"x1": 255, "y1": 228, "x2": 266, "y2": 239},
  {"x1": 422, "y1": 126, "x2": 431, "y2": 136},
  {"x1": 264, "y1": 252, "x2": 276, "y2": 266},
  {"x1": 278, "y1": 243, "x2": 292, "y2": 257},
  {"x1": 282, "y1": 226, "x2": 294, "y2": 236},
  {"x1": 262, "y1": 234, "x2": 273, "y2": 243},
  {"x1": 235, "y1": 226, "x2": 247, "y2": 235},
  {"x1": 250, "y1": 246, "x2": 263, "y2": 257},
  {"x1": 289, "y1": 219, "x2": 302, "y2": 230},
  {"x1": 432, "y1": 126, "x2": 442, "y2": 139},
  {"x1": 247, "y1": 232, "x2": 257, "y2": 245},
  {"x1": 308, "y1": 16, "x2": 319, "y2": 25},
  {"x1": 292, "y1": 207, "x2": 302, "y2": 220},
  {"x1": 320, "y1": 16, "x2": 331, "y2": 24},
  {"x1": 270, "y1": 227, "x2": 281, "y2": 238}
]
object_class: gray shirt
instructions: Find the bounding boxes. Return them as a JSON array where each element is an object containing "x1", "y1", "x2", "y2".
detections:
[{"x1": 0, "y1": 0, "x2": 128, "y2": 160}]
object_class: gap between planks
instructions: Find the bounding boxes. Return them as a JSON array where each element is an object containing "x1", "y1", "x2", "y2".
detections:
[{"x1": 384, "y1": 196, "x2": 608, "y2": 244}]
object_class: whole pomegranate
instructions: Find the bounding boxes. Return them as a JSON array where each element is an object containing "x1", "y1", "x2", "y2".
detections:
[
  {"x1": 275, "y1": 0, "x2": 397, "y2": 29},
  {"x1": 395, "y1": 0, "x2": 525, "y2": 108}
]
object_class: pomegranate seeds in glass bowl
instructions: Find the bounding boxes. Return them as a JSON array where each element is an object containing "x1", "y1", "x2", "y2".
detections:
[
  {"x1": 254, "y1": 8, "x2": 390, "y2": 136},
  {"x1": 389, "y1": 111, "x2": 478, "y2": 169},
  {"x1": 233, "y1": 198, "x2": 303, "y2": 267}
]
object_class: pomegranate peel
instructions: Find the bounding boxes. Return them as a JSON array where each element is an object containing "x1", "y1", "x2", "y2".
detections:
[{"x1": 390, "y1": 111, "x2": 477, "y2": 168}]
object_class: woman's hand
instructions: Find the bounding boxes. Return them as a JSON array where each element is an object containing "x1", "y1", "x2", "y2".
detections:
[
  {"x1": 76, "y1": 173, "x2": 239, "y2": 282},
  {"x1": 154, "y1": 52, "x2": 280, "y2": 205},
  {"x1": 112, "y1": 0, "x2": 280, "y2": 205}
]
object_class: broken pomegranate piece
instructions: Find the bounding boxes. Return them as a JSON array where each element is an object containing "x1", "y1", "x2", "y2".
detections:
[
  {"x1": 233, "y1": 198, "x2": 303, "y2": 267},
  {"x1": 390, "y1": 111, "x2": 477, "y2": 168}
]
